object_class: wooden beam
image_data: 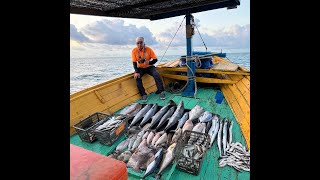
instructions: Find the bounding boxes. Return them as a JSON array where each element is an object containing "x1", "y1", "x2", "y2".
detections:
[
  {"x1": 160, "y1": 73, "x2": 237, "y2": 84},
  {"x1": 158, "y1": 67, "x2": 250, "y2": 75}
]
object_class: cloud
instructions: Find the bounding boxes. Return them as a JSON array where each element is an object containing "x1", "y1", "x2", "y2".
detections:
[
  {"x1": 156, "y1": 19, "x2": 250, "y2": 48},
  {"x1": 80, "y1": 19, "x2": 157, "y2": 45},
  {"x1": 70, "y1": 18, "x2": 249, "y2": 51},
  {"x1": 70, "y1": 24, "x2": 90, "y2": 43}
]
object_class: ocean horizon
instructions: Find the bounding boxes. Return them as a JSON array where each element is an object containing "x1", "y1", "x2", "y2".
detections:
[{"x1": 70, "y1": 51, "x2": 250, "y2": 94}]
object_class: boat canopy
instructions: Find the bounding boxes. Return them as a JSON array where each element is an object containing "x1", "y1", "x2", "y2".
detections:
[{"x1": 70, "y1": 0, "x2": 240, "y2": 20}]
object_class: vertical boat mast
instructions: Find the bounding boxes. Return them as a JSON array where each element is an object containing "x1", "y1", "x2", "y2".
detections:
[{"x1": 182, "y1": 12, "x2": 196, "y2": 97}]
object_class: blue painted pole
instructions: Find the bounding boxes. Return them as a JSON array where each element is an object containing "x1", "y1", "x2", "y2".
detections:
[{"x1": 182, "y1": 13, "x2": 196, "y2": 97}]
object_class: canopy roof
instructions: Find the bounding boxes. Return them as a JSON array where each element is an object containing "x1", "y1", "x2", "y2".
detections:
[{"x1": 70, "y1": 0, "x2": 240, "y2": 20}]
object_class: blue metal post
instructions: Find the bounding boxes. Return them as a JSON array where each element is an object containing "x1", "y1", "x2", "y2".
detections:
[{"x1": 182, "y1": 13, "x2": 196, "y2": 97}]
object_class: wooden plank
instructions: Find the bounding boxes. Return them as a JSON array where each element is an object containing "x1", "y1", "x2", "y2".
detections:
[
  {"x1": 228, "y1": 84, "x2": 250, "y2": 119},
  {"x1": 241, "y1": 77, "x2": 250, "y2": 90},
  {"x1": 233, "y1": 81, "x2": 250, "y2": 106},
  {"x1": 160, "y1": 73, "x2": 237, "y2": 84},
  {"x1": 162, "y1": 59, "x2": 180, "y2": 67},
  {"x1": 168, "y1": 60, "x2": 180, "y2": 67},
  {"x1": 220, "y1": 85, "x2": 250, "y2": 148},
  {"x1": 227, "y1": 75, "x2": 250, "y2": 106},
  {"x1": 94, "y1": 90, "x2": 106, "y2": 103},
  {"x1": 238, "y1": 66, "x2": 250, "y2": 72},
  {"x1": 157, "y1": 67, "x2": 250, "y2": 75},
  {"x1": 212, "y1": 63, "x2": 239, "y2": 71}
]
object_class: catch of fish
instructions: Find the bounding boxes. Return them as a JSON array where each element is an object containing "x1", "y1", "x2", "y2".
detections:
[{"x1": 105, "y1": 101, "x2": 249, "y2": 178}]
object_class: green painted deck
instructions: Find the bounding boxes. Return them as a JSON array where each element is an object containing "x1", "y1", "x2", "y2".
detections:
[{"x1": 70, "y1": 87, "x2": 250, "y2": 180}]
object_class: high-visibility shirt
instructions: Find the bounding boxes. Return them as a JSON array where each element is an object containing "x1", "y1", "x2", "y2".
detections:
[{"x1": 132, "y1": 46, "x2": 157, "y2": 68}]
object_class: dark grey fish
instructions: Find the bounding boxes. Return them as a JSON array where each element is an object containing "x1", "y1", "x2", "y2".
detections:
[
  {"x1": 129, "y1": 104, "x2": 153, "y2": 127},
  {"x1": 142, "y1": 148, "x2": 164, "y2": 179},
  {"x1": 148, "y1": 105, "x2": 169, "y2": 129},
  {"x1": 140, "y1": 103, "x2": 158, "y2": 127},
  {"x1": 176, "y1": 112, "x2": 189, "y2": 130},
  {"x1": 164, "y1": 101, "x2": 184, "y2": 132},
  {"x1": 155, "y1": 106, "x2": 176, "y2": 131},
  {"x1": 148, "y1": 100, "x2": 176, "y2": 129}
]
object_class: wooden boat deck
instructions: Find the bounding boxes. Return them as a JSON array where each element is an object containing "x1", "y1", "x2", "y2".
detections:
[{"x1": 70, "y1": 87, "x2": 250, "y2": 180}]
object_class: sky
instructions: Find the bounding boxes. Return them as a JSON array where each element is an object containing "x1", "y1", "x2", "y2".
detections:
[{"x1": 70, "y1": 0, "x2": 250, "y2": 58}]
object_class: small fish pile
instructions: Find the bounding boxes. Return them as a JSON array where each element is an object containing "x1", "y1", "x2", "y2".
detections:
[
  {"x1": 218, "y1": 142, "x2": 250, "y2": 172},
  {"x1": 95, "y1": 115, "x2": 126, "y2": 132},
  {"x1": 175, "y1": 130, "x2": 210, "y2": 175},
  {"x1": 182, "y1": 144, "x2": 207, "y2": 160}
]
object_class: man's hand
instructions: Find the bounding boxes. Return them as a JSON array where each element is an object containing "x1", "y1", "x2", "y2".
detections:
[{"x1": 134, "y1": 72, "x2": 140, "y2": 79}]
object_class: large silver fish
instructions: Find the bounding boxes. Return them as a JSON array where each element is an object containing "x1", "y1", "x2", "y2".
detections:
[
  {"x1": 129, "y1": 104, "x2": 153, "y2": 127},
  {"x1": 209, "y1": 117, "x2": 220, "y2": 147},
  {"x1": 156, "y1": 143, "x2": 176, "y2": 178},
  {"x1": 188, "y1": 123, "x2": 205, "y2": 143},
  {"x1": 222, "y1": 119, "x2": 228, "y2": 156},
  {"x1": 119, "y1": 103, "x2": 142, "y2": 116},
  {"x1": 188, "y1": 105, "x2": 204, "y2": 123},
  {"x1": 142, "y1": 148, "x2": 164, "y2": 179},
  {"x1": 217, "y1": 119, "x2": 223, "y2": 157},
  {"x1": 199, "y1": 111, "x2": 213, "y2": 123},
  {"x1": 140, "y1": 103, "x2": 158, "y2": 127},
  {"x1": 164, "y1": 101, "x2": 184, "y2": 132},
  {"x1": 155, "y1": 106, "x2": 176, "y2": 131},
  {"x1": 148, "y1": 105, "x2": 170, "y2": 129},
  {"x1": 176, "y1": 112, "x2": 189, "y2": 130}
]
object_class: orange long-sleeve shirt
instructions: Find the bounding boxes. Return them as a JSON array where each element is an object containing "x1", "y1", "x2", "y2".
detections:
[{"x1": 132, "y1": 46, "x2": 157, "y2": 68}]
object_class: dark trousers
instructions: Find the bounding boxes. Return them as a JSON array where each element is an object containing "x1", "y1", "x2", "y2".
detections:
[{"x1": 136, "y1": 66, "x2": 164, "y2": 96}]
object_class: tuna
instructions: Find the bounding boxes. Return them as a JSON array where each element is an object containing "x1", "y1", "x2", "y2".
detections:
[
  {"x1": 140, "y1": 103, "x2": 158, "y2": 127},
  {"x1": 164, "y1": 101, "x2": 184, "y2": 132},
  {"x1": 129, "y1": 104, "x2": 153, "y2": 127}
]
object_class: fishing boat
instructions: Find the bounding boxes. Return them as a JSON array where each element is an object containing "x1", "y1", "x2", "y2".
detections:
[{"x1": 70, "y1": 0, "x2": 250, "y2": 179}]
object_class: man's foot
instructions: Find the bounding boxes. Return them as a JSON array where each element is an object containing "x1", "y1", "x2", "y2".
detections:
[
  {"x1": 160, "y1": 92, "x2": 166, "y2": 100},
  {"x1": 141, "y1": 95, "x2": 148, "y2": 102},
  {"x1": 155, "y1": 90, "x2": 161, "y2": 94}
]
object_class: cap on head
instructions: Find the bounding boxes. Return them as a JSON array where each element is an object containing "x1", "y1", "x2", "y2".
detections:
[{"x1": 136, "y1": 37, "x2": 144, "y2": 44}]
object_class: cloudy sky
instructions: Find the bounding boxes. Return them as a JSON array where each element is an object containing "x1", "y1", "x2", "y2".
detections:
[{"x1": 70, "y1": 0, "x2": 250, "y2": 58}]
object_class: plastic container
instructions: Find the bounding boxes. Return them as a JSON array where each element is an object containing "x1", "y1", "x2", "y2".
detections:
[
  {"x1": 73, "y1": 112, "x2": 110, "y2": 143},
  {"x1": 174, "y1": 130, "x2": 210, "y2": 175},
  {"x1": 94, "y1": 114, "x2": 129, "y2": 146}
]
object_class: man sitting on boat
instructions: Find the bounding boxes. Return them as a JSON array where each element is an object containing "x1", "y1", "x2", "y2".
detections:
[{"x1": 132, "y1": 37, "x2": 165, "y2": 102}]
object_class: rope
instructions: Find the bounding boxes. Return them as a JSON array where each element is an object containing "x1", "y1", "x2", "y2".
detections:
[
  {"x1": 194, "y1": 22, "x2": 207, "y2": 52},
  {"x1": 158, "y1": 15, "x2": 186, "y2": 64}
]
